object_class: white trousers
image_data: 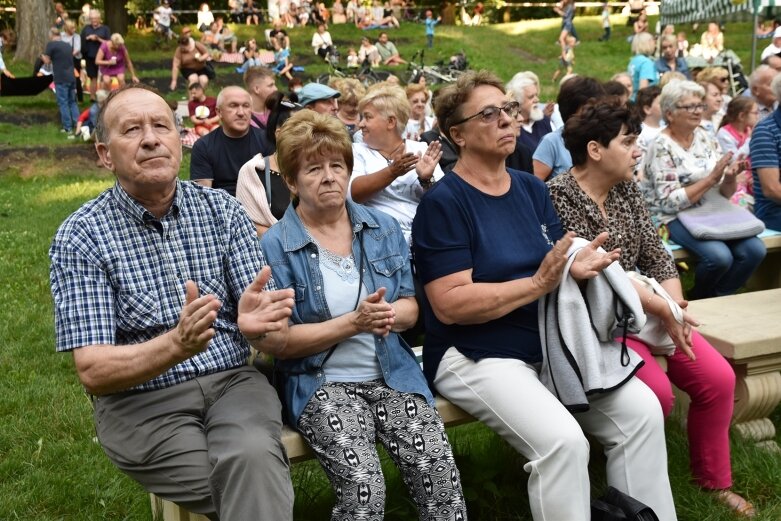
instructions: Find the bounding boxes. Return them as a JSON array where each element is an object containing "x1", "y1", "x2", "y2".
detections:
[{"x1": 434, "y1": 347, "x2": 677, "y2": 521}]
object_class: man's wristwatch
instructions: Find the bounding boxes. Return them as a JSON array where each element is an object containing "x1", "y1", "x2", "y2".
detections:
[{"x1": 418, "y1": 176, "x2": 435, "y2": 189}]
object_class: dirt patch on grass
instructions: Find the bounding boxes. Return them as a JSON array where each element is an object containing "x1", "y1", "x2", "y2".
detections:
[
  {"x1": 508, "y1": 46, "x2": 546, "y2": 64},
  {"x1": 0, "y1": 145, "x2": 106, "y2": 177},
  {"x1": 0, "y1": 109, "x2": 58, "y2": 126}
]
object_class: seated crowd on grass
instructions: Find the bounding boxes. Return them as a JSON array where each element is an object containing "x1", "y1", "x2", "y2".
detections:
[{"x1": 35, "y1": 3, "x2": 781, "y2": 521}]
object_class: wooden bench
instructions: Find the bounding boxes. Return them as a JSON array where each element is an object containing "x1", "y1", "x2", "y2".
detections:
[
  {"x1": 151, "y1": 288, "x2": 781, "y2": 520},
  {"x1": 670, "y1": 230, "x2": 781, "y2": 291},
  {"x1": 687, "y1": 289, "x2": 781, "y2": 452}
]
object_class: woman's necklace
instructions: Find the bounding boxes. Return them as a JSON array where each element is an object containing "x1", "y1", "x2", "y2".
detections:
[
  {"x1": 308, "y1": 232, "x2": 358, "y2": 283},
  {"x1": 374, "y1": 139, "x2": 405, "y2": 165}
]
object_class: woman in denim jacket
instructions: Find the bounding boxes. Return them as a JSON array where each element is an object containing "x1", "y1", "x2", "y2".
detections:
[{"x1": 260, "y1": 110, "x2": 465, "y2": 521}]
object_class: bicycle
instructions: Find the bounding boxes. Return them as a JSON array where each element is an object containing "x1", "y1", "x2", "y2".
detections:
[
  {"x1": 316, "y1": 53, "x2": 390, "y2": 88},
  {"x1": 405, "y1": 50, "x2": 465, "y2": 85}
]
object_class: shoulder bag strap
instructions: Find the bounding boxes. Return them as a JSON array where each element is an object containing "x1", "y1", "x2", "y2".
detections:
[{"x1": 264, "y1": 156, "x2": 272, "y2": 205}]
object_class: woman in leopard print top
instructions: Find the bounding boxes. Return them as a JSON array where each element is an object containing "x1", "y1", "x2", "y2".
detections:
[{"x1": 549, "y1": 97, "x2": 755, "y2": 518}]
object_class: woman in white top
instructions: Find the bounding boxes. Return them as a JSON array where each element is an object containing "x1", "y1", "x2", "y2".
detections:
[
  {"x1": 349, "y1": 84, "x2": 444, "y2": 247},
  {"x1": 310, "y1": 23, "x2": 334, "y2": 60},
  {"x1": 403, "y1": 82, "x2": 435, "y2": 141},
  {"x1": 197, "y1": 3, "x2": 215, "y2": 31},
  {"x1": 357, "y1": 36, "x2": 381, "y2": 66}
]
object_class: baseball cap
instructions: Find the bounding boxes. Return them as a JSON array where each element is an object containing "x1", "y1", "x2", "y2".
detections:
[
  {"x1": 774, "y1": 27, "x2": 781, "y2": 39},
  {"x1": 298, "y1": 83, "x2": 341, "y2": 107}
]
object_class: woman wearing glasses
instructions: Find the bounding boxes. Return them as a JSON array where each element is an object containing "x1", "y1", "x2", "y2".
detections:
[
  {"x1": 412, "y1": 70, "x2": 676, "y2": 521},
  {"x1": 643, "y1": 80, "x2": 765, "y2": 299}
]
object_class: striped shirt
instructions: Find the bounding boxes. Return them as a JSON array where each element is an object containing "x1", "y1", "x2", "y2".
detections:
[
  {"x1": 749, "y1": 108, "x2": 781, "y2": 217},
  {"x1": 50, "y1": 180, "x2": 272, "y2": 391}
]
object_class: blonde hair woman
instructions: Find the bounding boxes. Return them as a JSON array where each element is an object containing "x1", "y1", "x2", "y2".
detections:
[
  {"x1": 628, "y1": 32, "x2": 658, "y2": 100},
  {"x1": 403, "y1": 82, "x2": 435, "y2": 140},
  {"x1": 95, "y1": 33, "x2": 138, "y2": 88}
]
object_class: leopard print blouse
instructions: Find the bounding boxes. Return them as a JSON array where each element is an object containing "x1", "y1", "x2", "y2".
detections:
[{"x1": 548, "y1": 171, "x2": 678, "y2": 282}]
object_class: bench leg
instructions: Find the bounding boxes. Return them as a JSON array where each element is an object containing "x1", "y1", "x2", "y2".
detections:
[
  {"x1": 730, "y1": 363, "x2": 781, "y2": 452},
  {"x1": 149, "y1": 493, "x2": 211, "y2": 521}
]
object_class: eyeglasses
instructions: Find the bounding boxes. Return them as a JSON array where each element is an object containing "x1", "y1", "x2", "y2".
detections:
[
  {"x1": 453, "y1": 101, "x2": 521, "y2": 125},
  {"x1": 676, "y1": 103, "x2": 708, "y2": 113}
]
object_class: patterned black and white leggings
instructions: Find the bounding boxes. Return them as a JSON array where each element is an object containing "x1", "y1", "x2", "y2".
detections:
[{"x1": 297, "y1": 380, "x2": 467, "y2": 521}]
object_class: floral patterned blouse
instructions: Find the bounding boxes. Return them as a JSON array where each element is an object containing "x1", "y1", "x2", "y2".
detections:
[
  {"x1": 549, "y1": 171, "x2": 679, "y2": 282},
  {"x1": 641, "y1": 126, "x2": 721, "y2": 225}
]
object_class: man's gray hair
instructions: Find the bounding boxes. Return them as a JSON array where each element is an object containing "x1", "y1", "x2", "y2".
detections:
[
  {"x1": 771, "y1": 72, "x2": 781, "y2": 104},
  {"x1": 95, "y1": 84, "x2": 173, "y2": 144},
  {"x1": 506, "y1": 73, "x2": 537, "y2": 103},
  {"x1": 216, "y1": 86, "x2": 251, "y2": 108},
  {"x1": 749, "y1": 64, "x2": 774, "y2": 89}
]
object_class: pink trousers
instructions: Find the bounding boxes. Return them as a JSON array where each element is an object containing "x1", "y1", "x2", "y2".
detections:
[{"x1": 626, "y1": 331, "x2": 736, "y2": 490}]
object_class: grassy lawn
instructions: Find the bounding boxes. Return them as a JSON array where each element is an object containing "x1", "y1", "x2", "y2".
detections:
[{"x1": 1, "y1": 13, "x2": 779, "y2": 521}]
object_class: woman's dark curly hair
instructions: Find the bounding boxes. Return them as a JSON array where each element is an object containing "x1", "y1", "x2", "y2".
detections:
[{"x1": 564, "y1": 96, "x2": 642, "y2": 167}]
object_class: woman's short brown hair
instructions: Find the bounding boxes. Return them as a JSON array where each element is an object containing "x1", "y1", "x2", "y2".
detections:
[
  {"x1": 330, "y1": 77, "x2": 366, "y2": 107},
  {"x1": 405, "y1": 82, "x2": 428, "y2": 100},
  {"x1": 434, "y1": 70, "x2": 505, "y2": 152},
  {"x1": 564, "y1": 96, "x2": 642, "y2": 167},
  {"x1": 276, "y1": 110, "x2": 354, "y2": 200}
]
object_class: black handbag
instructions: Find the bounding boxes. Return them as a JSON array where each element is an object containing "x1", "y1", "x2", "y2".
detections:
[{"x1": 591, "y1": 487, "x2": 659, "y2": 521}]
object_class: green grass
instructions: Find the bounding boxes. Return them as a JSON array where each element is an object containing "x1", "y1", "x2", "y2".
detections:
[{"x1": 1, "y1": 13, "x2": 779, "y2": 521}]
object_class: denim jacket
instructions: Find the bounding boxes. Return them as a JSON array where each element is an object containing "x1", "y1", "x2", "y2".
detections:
[{"x1": 260, "y1": 201, "x2": 434, "y2": 427}]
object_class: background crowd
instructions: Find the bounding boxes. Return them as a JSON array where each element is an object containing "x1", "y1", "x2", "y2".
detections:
[{"x1": 7, "y1": 1, "x2": 781, "y2": 520}]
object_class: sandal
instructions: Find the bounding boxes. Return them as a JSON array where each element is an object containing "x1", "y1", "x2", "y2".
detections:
[{"x1": 715, "y1": 490, "x2": 757, "y2": 518}]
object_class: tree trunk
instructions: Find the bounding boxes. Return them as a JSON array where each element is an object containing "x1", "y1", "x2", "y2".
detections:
[
  {"x1": 104, "y1": 0, "x2": 129, "y2": 37},
  {"x1": 14, "y1": 0, "x2": 54, "y2": 64}
]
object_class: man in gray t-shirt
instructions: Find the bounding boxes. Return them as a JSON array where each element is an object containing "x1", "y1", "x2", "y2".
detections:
[
  {"x1": 376, "y1": 32, "x2": 406, "y2": 65},
  {"x1": 43, "y1": 27, "x2": 79, "y2": 135}
]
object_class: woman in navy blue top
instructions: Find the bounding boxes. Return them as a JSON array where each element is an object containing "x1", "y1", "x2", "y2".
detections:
[{"x1": 411, "y1": 70, "x2": 677, "y2": 521}]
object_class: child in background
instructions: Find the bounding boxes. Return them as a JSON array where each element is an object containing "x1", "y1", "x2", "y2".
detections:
[
  {"x1": 677, "y1": 31, "x2": 689, "y2": 57},
  {"x1": 74, "y1": 89, "x2": 108, "y2": 141},
  {"x1": 599, "y1": 2, "x2": 611, "y2": 41},
  {"x1": 272, "y1": 35, "x2": 294, "y2": 80},
  {"x1": 424, "y1": 9, "x2": 441, "y2": 49},
  {"x1": 235, "y1": 38, "x2": 263, "y2": 73},
  {"x1": 346, "y1": 46, "x2": 359, "y2": 68},
  {"x1": 552, "y1": 33, "x2": 575, "y2": 82}
]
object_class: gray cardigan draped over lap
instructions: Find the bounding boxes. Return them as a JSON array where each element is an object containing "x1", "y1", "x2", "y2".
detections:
[{"x1": 539, "y1": 238, "x2": 647, "y2": 412}]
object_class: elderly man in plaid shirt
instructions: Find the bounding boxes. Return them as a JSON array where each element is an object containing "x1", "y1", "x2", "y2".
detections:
[{"x1": 49, "y1": 84, "x2": 295, "y2": 521}]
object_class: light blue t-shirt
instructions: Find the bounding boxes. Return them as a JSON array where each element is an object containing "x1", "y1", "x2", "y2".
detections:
[
  {"x1": 628, "y1": 54, "x2": 658, "y2": 102},
  {"x1": 319, "y1": 256, "x2": 382, "y2": 382},
  {"x1": 532, "y1": 127, "x2": 572, "y2": 180},
  {"x1": 425, "y1": 17, "x2": 439, "y2": 35}
]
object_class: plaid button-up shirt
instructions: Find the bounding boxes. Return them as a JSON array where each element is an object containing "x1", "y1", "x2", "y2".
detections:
[{"x1": 50, "y1": 180, "x2": 273, "y2": 392}]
